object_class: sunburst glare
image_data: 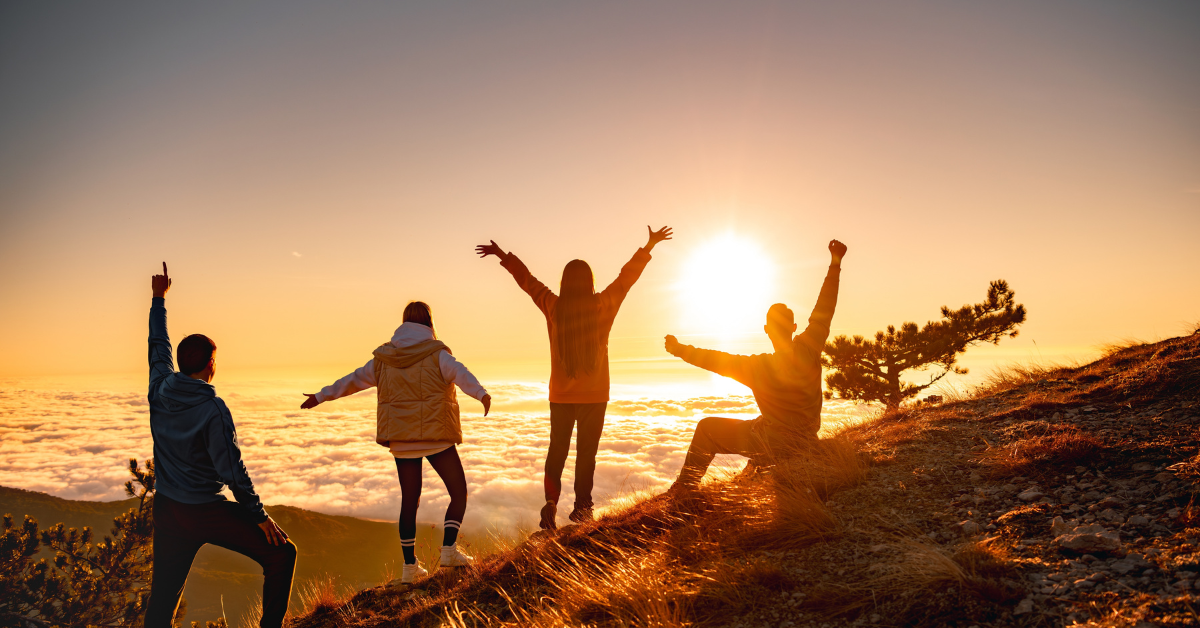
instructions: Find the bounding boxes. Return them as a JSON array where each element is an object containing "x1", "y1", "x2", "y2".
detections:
[{"x1": 676, "y1": 233, "x2": 776, "y2": 341}]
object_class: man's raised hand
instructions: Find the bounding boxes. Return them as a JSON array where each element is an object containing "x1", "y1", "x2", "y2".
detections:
[
  {"x1": 828, "y1": 239, "x2": 847, "y2": 265},
  {"x1": 475, "y1": 240, "x2": 506, "y2": 260},
  {"x1": 664, "y1": 334, "x2": 683, "y2": 357},
  {"x1": 152, "y1": 262, "x2": 172, "y2": 298},
  {"x1": 300, "y1": 394, "x2": 320, "y2": 410}
]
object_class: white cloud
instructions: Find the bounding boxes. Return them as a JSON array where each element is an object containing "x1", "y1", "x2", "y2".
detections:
[{"x1": 0, "y1": 381, "x2": 868, "y2": 532}]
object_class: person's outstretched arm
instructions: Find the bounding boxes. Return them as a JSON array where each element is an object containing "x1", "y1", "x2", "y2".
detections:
[
  {"x1": 301, "y1": 359, "x2": 377, "y2": 409},
  {"x1": 438, "y1": 352, "x2": 492, "y2": 416},
  {"x1": 664, "y1": 334, "x2": 755, "y2": 388},
  {"x1": 148, "y1": 263, "x2": 174, "y2": 394},
  {"x1": 795, "y1": 240, "x2": 846, "y2": 354},
  {"x1": 598, "y1": 226, "x2": 672, "y2": 309},
  {"x1": 476, "y1": 240, "x2": 555, "y2": 315}
]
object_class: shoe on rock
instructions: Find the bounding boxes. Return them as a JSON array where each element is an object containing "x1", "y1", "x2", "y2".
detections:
[
  {"x1": 539, "y1": 500, "x2": 558, "y2": 530},
  {"x1": 398, "y1": 562, "x2": 427, "y2": 584},
  {"x1": 568, "y1": 506, "x2": 594, "y2": 523},
  {"x1": 440, "y1": 544, "x2": 473, "y2": 568}
]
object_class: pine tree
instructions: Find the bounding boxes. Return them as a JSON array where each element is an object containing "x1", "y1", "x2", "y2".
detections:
[
  {"x1": 822, "y1": 280, "x2": 1027, "y2": 409},
  {"x1": 0, "y1": 459, "x2": 155, "y2": 628}
]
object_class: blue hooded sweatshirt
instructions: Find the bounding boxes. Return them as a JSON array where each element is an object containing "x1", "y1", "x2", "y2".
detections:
[{"x1": 148, "y1": 297, "x2": 268, "y2": 522}]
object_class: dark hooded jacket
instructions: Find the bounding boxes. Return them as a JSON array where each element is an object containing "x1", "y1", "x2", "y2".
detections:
[{"x1": 148, "y1": 297, "x2": 267, "y2": 522}]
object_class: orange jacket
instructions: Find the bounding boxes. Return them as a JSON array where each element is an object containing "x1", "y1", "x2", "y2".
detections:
[{"x1": 501, "y1": 248, "x2": 653, "y2": 403}]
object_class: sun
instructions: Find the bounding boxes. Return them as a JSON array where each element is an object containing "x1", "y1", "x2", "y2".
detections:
[{"x1": 676, "y1": 234, "x2": 776, "y2": 338}]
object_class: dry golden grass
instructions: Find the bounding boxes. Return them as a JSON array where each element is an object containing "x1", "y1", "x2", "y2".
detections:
[
  {"x1": 972, "y1": 423, "x2": 1103, "y2": 479},
  {"x1": 294, "y1": 575, "x2": 353, "y2": 618},
  {"x1": 795, "y1": 536, "x2": 1022, "y2": 622},
  {"x1": 974, "y1": 361, "x2": 1071, "y2": 398}
]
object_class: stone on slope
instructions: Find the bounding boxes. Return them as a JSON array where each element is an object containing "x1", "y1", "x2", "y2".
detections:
[
  {"x1": 1055, "y1": 526, "x2": 1122, "y2": 555},
  {"x1": 1018, "y1": 490, "x2": 1045, "y2": 502}
]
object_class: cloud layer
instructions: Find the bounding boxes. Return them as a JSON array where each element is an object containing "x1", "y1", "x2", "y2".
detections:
[{"x1": 0, "y1": 381, "x2": 866, "y2": 533}]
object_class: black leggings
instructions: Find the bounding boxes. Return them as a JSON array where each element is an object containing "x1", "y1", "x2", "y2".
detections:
[{"x1": 395, "y1": 446, "x2": 468, "y2": 543}]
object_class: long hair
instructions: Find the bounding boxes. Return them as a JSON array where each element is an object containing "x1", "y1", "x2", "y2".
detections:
[
  {"x1": 555, "y1": 260, "x2": 602, "y2": 379},
  {"x1": 402, "y1": 301, "x2": 437, "y2": 339}
]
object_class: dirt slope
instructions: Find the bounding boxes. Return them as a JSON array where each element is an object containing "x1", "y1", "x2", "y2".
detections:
[{"x1": 291, "y1": 331, "x2": 1200, "y2": 628}]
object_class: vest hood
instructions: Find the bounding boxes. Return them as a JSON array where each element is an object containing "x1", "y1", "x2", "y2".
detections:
[{"x1": 155, "y1": 372, "x2": 216, "y2": 412}]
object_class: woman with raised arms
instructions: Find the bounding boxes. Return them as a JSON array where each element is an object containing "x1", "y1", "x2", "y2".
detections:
[
  {"x1": 476, "y1": 226, "x2": 672, "y2": 529},
  {"x1": 300, "y1": 301, "x2": 490, "y2": 584}
]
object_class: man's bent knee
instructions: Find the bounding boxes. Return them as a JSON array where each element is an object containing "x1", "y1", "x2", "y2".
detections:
[{"x1": 260, "y1": 539, "x2": 298, "y2": 573}]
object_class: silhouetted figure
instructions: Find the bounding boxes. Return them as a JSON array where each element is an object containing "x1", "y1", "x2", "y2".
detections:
[
  {"x1": 300, "y1": 301, "x2": 491, "y2": 584},
  {"x1": 143, "y1": 264, "x2": 296, "y2": 628},
  {"x1": 665, "y1": 240, "x2": 847, "y2": 488},
  {"x1": 477, "y1": 226, "x2": 672, "y2": 529}
]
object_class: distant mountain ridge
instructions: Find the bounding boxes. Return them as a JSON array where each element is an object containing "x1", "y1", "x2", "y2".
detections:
[{"x1": 0, "y1": 486, "x2": 453, "y2": 625}]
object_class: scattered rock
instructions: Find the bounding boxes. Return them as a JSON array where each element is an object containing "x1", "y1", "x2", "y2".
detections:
[
  {"x1": 960, "y1": 520, "x2": 983, "y2": 536},
  {"x1": 1056, "y1": 527, "x2": 1122, "y2": 555},
  {"x1": 1013, "y1": 598, "x2": 1035, "y2": 615},
  {"x1": 1051, "y1": 516, "x2": 1071, "y2": 536},
  {"x1": 1133, "y1": 462, "x2": 1157, "y2": 472},
  {"x1": 1128, "y1": 515, "x2": 1150, "y2": 526},
  {"x1": 1018, "y1": 490, "x2": 1045, "y2": 502},
  {"x1": 1096, "y1": 496, "x2": 1126, "y2": 509},
  {"x1": 1111, "y1": 560, "x2": 1137, "y2": 575},
  {"x1": 1155, "y1": 472, "x2": 1177, "y2": 483}
]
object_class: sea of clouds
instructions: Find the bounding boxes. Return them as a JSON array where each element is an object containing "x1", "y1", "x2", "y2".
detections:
[{"x1": 0, "y1": 379, "x2": 866, "y2": 534}]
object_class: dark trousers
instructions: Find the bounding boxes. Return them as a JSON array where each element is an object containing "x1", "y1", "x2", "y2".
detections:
[
  {"x1": 545, "y1": 402, "x2": 607, "y2": 509},
  {"x1": 145, "y1": 495, "x2": 297, "y2": 628},
  {"x1": 395, "y1": 446, "x2": 468, "y2": 543},
  {"x1": 676, "y1": 416, "x2": 770, "y2": 486}
]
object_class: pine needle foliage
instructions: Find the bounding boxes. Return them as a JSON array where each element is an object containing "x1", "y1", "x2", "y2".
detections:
[
  {"x1": 823, "y1": 280, "x2": 1027, "y2": 408},
  {"x1": 0, "y1": 459, "x2": 156, "y2": 628}
]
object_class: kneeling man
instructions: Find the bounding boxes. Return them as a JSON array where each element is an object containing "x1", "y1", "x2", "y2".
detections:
[
  {"x1": 144, "y1": 263, "x2": 296, "y2": 628},
  {"x1": 665, "y1": 239, "x2": 847, "y2": 487}
]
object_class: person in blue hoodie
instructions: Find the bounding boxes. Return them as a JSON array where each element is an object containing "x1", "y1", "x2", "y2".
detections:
[{"x1": 143, "y1": 263, "x2": 296, "y2": 628}]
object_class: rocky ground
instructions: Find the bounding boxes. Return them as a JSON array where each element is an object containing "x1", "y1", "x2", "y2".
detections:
[{"x1": 290, "y1": 331, "x2": 1200, "y2": 628}]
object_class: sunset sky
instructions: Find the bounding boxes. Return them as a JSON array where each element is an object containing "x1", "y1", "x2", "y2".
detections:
[{"x1": 1, "y1": 1, "x2": 1198, "y2": 525}]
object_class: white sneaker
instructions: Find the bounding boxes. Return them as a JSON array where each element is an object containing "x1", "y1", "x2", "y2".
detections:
[
  {"x1": 440, "y1": 544, "x2": 473, "y2": 568},
  {"x1": 400, "y1": 562, "x2": 428, "y2": 584}
]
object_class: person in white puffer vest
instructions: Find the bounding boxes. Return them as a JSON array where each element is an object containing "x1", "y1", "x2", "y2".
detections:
[{"x1": 300, "y1": 301, "x2": 491, "y2": 584}]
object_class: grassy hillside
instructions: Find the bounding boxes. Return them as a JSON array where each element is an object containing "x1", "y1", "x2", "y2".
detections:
[
  {"x1": 0, "y1": 490, "x2": 462, "y2": 625},
  {"x1": 289, "y1": 331, "x2": 1200, "y2": 627}
]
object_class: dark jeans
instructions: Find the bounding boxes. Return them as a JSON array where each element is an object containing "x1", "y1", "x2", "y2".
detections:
[
  {"x1": 145, "y1": 495, "x2": 297, "y2": 628},
  {"x1": 676, "y1": 416, "x2": 770, "y2": 486},
  {"x1": 395, "y1": 445, "x2": 468, "y2": 543},
  {"x1": 545, "y1": 402, "x2": 607, "y2": 509}
]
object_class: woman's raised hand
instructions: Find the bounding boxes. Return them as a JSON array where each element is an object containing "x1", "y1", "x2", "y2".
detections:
[
  {"x1": 645, "y1": 226, "x2": 673, "y2": 252},
  {"x1": 475, "y1": 240, "x2": 507, "y2": 260},
  {"x1": 300, "y1": 394, "x2": 321, "y2": 410}
]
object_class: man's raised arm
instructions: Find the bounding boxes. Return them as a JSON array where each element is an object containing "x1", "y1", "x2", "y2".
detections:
[
  {"x1": 796, "y1": 240, "x2": 846, "y2": 351},
  {"x1": 149, "y1": 262, "x2": 174, "y2": 390}
]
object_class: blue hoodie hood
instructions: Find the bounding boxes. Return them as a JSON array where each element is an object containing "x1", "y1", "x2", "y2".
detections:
[{"x1": 154, "y1": 372, "x2": 216, "y2": 412}]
